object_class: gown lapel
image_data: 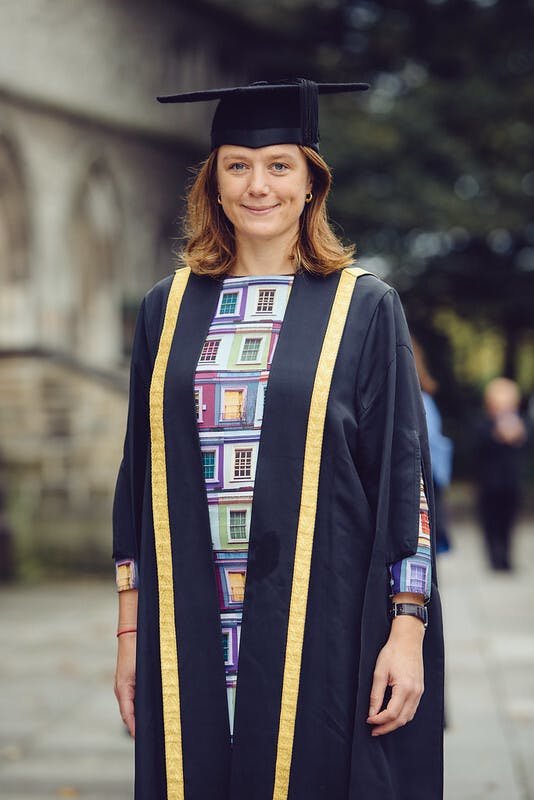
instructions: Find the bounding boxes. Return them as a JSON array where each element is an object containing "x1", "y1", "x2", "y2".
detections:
[
  {"x1": 231, "y1": 268, "x2": 343, "y2": 797},
  {"x1": 158, "y1": 270, "x2": 231, "y2": 796}
]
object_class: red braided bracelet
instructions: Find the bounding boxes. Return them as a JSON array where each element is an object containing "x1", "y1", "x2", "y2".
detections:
[{"x1": 116, "y1": 628, "x2": 137, "y2": 637}]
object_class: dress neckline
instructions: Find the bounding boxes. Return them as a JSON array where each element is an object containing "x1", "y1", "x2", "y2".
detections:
[{"x1": 223, "y1": 273, "x2": 295, "y2": 280}]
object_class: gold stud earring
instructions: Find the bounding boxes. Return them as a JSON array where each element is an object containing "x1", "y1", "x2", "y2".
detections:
[
  {"x1": 217, "y1": 193, "x2": 222, "y2": 205},
  {"x1": 305, "y1": 192, "x2": 313, "y2": 204}
]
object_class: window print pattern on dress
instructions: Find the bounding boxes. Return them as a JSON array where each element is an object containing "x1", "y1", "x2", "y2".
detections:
[
  {"x1": 194, "y1": 275, "x2": 295, "y2": 734},
  {"x1": 233, "y1": 448, "x2": 252, "y2": 479},
  {"x1": 222, "y1": 389, "x2": 244, "y2": 421},
  {"x1": 229, "y1": 510, "x2": 248, "y2": 541},
  {"x1": 256, "y1": 289, "x2": 275, "y2": 313},
  {"x1": 228, "y1": 570, "x2": 246, "y2": 603},
  {"x1": 222, "y1": 630, "x2": 230, "y2": 663},
  {"x1": 200, "y1": 339, "x2": 221, "y2": 362},
  {"x1": 220, "y1": 291, "x2": 238, "y2": 315},
  {"x1": 115, "y1": 558, "x2": 139, "y2": 592},
  {"x1": 240, "y1": 337, "x2": 262, "y2": 362},
  {"x1": 406, "y1": 562, "x2": 427, "y2": 595},
  {"x1": 202, "y1": 450, "x2": 216, "y2": 480}
]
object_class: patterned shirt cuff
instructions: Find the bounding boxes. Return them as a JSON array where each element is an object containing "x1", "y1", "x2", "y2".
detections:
[
  {"x1": 389, "y1": 477, "x2": 432, "y2": 601},
  {"x1": 115, "y1": 559, "x2": 139, "y2": 592}
]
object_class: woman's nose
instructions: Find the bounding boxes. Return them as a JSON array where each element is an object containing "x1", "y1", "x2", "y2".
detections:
[{"x1": 247, "y1": 167, "x2": 269, "y2": 195}]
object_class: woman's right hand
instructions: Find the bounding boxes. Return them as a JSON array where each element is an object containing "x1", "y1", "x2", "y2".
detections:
[{"x1": 114, "y1": 633, "x2": 137, "y2": 737}]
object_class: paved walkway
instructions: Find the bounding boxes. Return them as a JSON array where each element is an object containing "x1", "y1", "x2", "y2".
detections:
[
  {"x1": 441, "y1": 517, "x2": 534, "y2": 800},
  {"x1": 0, "y1": 517, "x2": 533, "y2": 799}
]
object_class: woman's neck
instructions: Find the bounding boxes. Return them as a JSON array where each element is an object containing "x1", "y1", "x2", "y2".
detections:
[{"x1": 230, "y1": 234, "x2": 297, "y2": 277}]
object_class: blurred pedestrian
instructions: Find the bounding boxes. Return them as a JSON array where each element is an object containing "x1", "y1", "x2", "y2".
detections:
[
  {"x1": 412, "y1": 339, "x2": 454, "y2": 554},
  {"x1": 112, "y1": 79, "x2": 444, "y2": 799},
  {"x1": 476, "y1": 377, "x2": 527, "y2": 570}
]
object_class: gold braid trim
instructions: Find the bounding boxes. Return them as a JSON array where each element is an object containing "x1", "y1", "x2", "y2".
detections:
[
  {"x1": 149, "y1": 267, "x2": 191, "y2": 800},
  {"x1": 272, "y1": 267, "x2": 369, "y2": 799}
]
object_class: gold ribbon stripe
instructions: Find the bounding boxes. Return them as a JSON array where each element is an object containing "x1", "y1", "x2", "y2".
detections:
[
  {"x1": 150, "y1": 267, "x2": 191, "y2": 800},
  {"x1": 272, "y1": 267, "x2": 368, "y2": 799}
]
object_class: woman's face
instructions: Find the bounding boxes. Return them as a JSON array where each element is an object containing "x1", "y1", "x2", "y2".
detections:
[{"x1": 216, "y1": 144, "x2": 312, "y2": 245}]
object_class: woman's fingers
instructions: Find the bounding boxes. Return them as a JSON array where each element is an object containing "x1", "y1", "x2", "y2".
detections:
[
  {"x1": 368, "y1": 679, "x2": 423, "y2": 736},
  {"x1": 121, "y1": 694, "x2": 136, "y2": 738},
  {"x1": 367, "y1": 666, "x2": 388, "y2": 719},
  {"x1": 114, "y1": 638, "x2": 137, "y2": 739},
  {"x1": 115, "y1": 679, "x2": 136, "y2": 737}
]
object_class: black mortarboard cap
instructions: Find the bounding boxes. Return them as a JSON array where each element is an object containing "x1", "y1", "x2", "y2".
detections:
[{"x1": 157, "y1": 79, "x2": 369, "y2": 151}]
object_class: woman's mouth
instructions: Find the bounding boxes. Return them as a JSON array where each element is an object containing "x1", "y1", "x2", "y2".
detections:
[{"x1": 242, "y1": 204, "x2": 279, "y2": 215}]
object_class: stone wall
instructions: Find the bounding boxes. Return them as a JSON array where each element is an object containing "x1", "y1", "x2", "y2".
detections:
[
  {"x1": 0, "y1": 0, "x2": 218, "y2": 141},
  {"x1": 0, "y1": 355, "x2": 127, "y2": 576}
]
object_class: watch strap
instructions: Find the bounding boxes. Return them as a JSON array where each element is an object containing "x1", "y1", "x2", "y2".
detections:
[{"x1": 389, "y1": 602, "x2": 428, "y2": 628}]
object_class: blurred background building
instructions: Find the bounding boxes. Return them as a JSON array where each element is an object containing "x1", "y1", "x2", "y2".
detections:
[
  {"x1": 0, "y1": 0, "x2": 533, "y2": 580},
  {"x1": 0, "y1": 0, "x2": 237, "y2": 576}
]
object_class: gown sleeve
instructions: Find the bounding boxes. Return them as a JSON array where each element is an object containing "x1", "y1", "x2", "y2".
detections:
[
  {"x1": 354, "y1": 286, "x2": 434, "y2": 569},
  {"x1": 112, "y1": 297, "x2": 153, "y2": 568}
]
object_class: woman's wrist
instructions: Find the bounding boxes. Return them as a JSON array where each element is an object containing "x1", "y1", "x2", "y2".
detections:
[
  {"x1": 391, "y1": 591, "x2": 425, "y2": 606},
  {"x1": 117, "y1": 623, "x2": 137, "y2": 633},
  {"x1": 117, "y1": 627, "x2": 137, "y2": 638},
  {"x1": 117, "y1": 586, "x2": 138, "y2": 638},
  {"x1": 390, "y1": 615, "x2": 426, "y2": 636}
]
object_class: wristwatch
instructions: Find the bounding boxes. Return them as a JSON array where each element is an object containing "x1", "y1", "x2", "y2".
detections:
[{"x1": 389, "y1": 602, "x2": 428, "y2": 629}]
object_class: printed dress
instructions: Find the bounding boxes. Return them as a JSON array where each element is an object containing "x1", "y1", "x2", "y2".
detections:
[{"x1": 193, "y1": 274, "x2": 432, "y2": 733}]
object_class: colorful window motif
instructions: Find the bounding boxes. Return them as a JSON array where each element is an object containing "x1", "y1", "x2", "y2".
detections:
[
  {"x1": 222, "y1": 389, "x2": 244, "y2": 421},
  {"x1": 406, "y1": 561, "x2": 428, "y2": 595},
  {"x1": 202, "y1": 450, "x2": 216, "y2": 480},
  {"x1": 240, "y1": 337, "x2": 262, "y2": 362},
  {"x1": 228, "y1": 571, "x2": 246, "y2": 603},
  {"x1": 233, "y1": 448, "x2": 252, "y2": 479},
  {"x1": 222, "y1": 630, "x2": 230, "y2": 663},
  {"x1": 193, "y1": 276, "x2": 298, "y2": 735},
  {"x1": 200, "y1": 339, "x2": 221, "y2": 363},
  {"x1": 220, "y1": 292, "x2": 238, "y2": 315},
  {"x1": 256, "y1": 289, "x2": 275, "y2": 313},
  {"x1": 229, "y1": 510, "x2": 248, "y2": 541},
  {"x1": 115, "y1": 559, "x2": 138, "y2": 592}
]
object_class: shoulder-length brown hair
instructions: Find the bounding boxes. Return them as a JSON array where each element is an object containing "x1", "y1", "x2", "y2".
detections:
[{"x1": 179, "y1": 146, "x2": 355, "y2": 277}]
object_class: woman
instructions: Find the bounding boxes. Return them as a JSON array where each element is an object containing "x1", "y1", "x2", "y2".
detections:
[{"x1": 113, "y1": 80, "x2": 444, "y2": 800}]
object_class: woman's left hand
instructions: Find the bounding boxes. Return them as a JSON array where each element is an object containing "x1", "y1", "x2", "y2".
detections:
[{"x1": 366, "y1": 615, "x2": 425, "y2": 736}]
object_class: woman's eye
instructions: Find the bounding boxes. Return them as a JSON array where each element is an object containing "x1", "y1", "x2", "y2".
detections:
[
  {"x1": 271, "y1": 163, "x2": 288, "y2": 172},
  {"x1": 229, "y1": 162, "x2": 247, "y2": 172}
]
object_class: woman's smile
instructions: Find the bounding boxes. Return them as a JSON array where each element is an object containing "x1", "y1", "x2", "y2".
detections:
[{"x1": 241, "y1": 203, "x2": 280, "y2": 214}]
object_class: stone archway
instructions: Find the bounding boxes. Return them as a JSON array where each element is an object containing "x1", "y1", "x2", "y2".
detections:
[
  {"x1": 0, "y1": 134, "x2": 31, "y2": 346},
  {"x1": 70, "y1": 158, "x2": 123, "y2": 367}
]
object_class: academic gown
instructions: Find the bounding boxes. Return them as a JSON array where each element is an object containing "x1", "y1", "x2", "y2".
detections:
[{"x1": 113, "y1": 265, "x2": 444, "y2": 800}]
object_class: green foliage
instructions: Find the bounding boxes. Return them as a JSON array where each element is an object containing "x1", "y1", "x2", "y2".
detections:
[
  {"x1": 202, "y1": 0, "x2": 534, "y2": 474},
  {"x1": 327, "y1": 1, "x2": 534, "y2": 372}
]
